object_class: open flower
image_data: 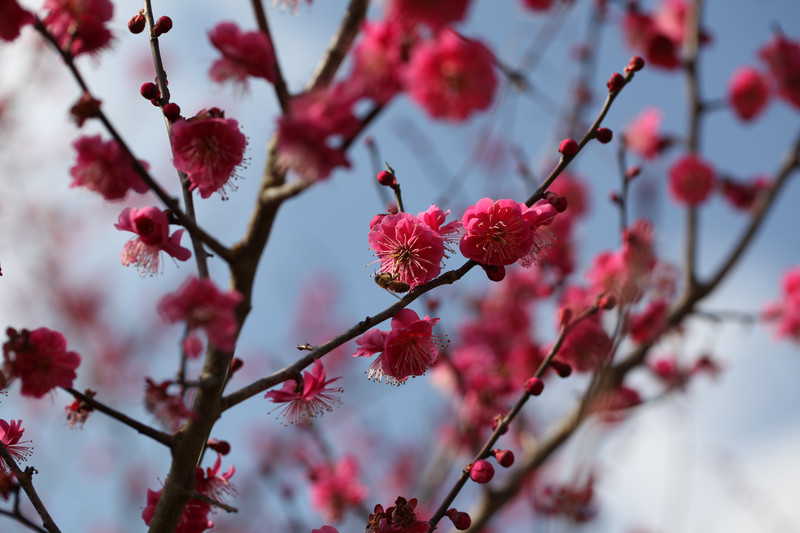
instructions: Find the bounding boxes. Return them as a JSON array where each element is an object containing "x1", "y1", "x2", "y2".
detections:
[
  {"x1": 265, "y1": 360, "x2": 343, "y2": 425},
  {"x1": 0, "y1": 420, "x2": 32, "y2": 469},
  {"x1": 171, "y1": 108, "x2": 247, "y2": 199},
  {"x1": 157, "y1": 277, "x2": 242, "y2": 352},
  {"x1": 460, "y1": 198, "x2": 557, "y2": 267},
  {"x1": 208, "y1": 22, "x2": 276, "y2": 89},
  {"x1": 3, "y1": 328, "x2": 81, "y2": 398},
  {"x1": 354, "y1": 308, "x2": 445, "y2": 384},
  {"x1": 69, "y1": 135, "x2": 149, "y2": 201},
  {"x1": 309, "y1": 455, "x2": 367, "y2": 522},
  {"x1": 369, "y1": 212, "x2": 446, "y2": 290},
  {"x1": 43, "y1": 0, "x2": 113, "y2": 57},
  {"x1": 115, "y1": 207, "x2": 191, "y2": 276}
]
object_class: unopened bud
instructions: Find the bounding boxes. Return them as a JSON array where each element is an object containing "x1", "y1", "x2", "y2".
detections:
[
  {"x1": 607, "y1": 72, "x2": 625, "y2": 92},
  {"x1": 492, "y1": 449, "x2": 515, "y2": 467},
  {"x1": 559, "y1": 138, "x2": 579, "y2": 158},
  {"x1": 468, "y1": 459, "x2": 495, "y2": 484},
  {"x1": 595, "y1": 127, "x2": 613, "y2": 144},
  {"x1": 128, "y1": 11, "x2": 146, "y2": 34},
  {"x1": 524, "y1": 377, "x2": 545, "y2": 396},
  {"x1": 153, "y1": 16, "x2": 173, "y2": 37}
]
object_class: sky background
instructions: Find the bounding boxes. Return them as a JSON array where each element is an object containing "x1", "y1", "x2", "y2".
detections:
[{"x1": 1, "y1": 0, "x2": 800, "y2": 532}]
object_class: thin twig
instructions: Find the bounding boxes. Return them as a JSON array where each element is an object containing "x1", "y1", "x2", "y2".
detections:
[
  {"x1": 251, "y1": 0, "x2": 291, "y2": 113},
  {"x1": 0, "y1": 444, "x2": 61, "y2": 533},
  {"x1": 64, "y1": 388, "x2": 175, "y2": 447}
]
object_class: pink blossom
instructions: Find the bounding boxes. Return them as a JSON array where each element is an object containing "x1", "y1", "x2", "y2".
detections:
[
  {"x1": 728, "y1": 67, "x2": 770, "y2": 121},
  {"x1": 387, "y1": 0, "x2": 472, "y2": 31},
  {"x1": 114, "y1": 207, "x2": 191, "y2": 276},
  {"x1": 406, "y1": 30, "x2": 497, "y2": 121},
  {"x1": 349, "y1": 19, "x2": 411, "y2": 104},
  {"x1": 416, "y1": 205, "x2": 462, "y2": 243},
  {"x1": 43, "y1": 0, "x2": 114, "y2": 57},
  {"x1": 668, "y1": 154, "x2": 716, "y2": 206},
  {"x1": 720, "y1": 176, "x2": 770, "y2": 211},
  {"x1": 763, "y1": 266, "x2": 800, "y2": 342},
  {"x1": 759, "y1": 34, "x2": 800, "y2": 110},
  {"x1": 312, "y1": 527, "x2": 339, "y2": 533},
  {"x1": 208, "y1": 22, "x2": 276, "y2": 88},
  {"x1": 459, "y1": 198, "x2": 557, "y2": 267},
  {"x1": 0, "y1": 420, "x2": 32, "y2": 469},
  {"x1": 369, "y1": 211, "x2": 446, "y2": 289},
  {"x1": 556, "y1": 318, "x2": 611, "y2": 372},
  {"x1": 3, "y1": 327, "x2": 81, "y2": 398},
  {"x1": 171, "y1": 108, "x2": 247, "y2": 199},
  {"x1": 621, "y1": 0, "x2": 704, "y2": 70},
  {"x1": 0, "y1": 0, "x2": 33, "y2": 42},
  {"x1": 70, "y1": 135, "x2": 149, "y2": 201},
  {"x1": 309, "y1": 455, "x2": 368, "y2": 522},
  {"x1": 354, "y1": 309, "x2": 445, "y2": 384},
  {"x1": 158, "y1": 277, "x2": 242, "y2": 352},
  {"x1": 623, "y1": 108, "x2": 665, "y2": 159},
  {"x1": 142, "y1": 455, "x2": 234, "y2": 533},
  {"x1": 265, "y1": 360, "x2": 343, "y2": 425},
  {"x1": 275, "y1": 85, "x2": 356, "y2": 181}
]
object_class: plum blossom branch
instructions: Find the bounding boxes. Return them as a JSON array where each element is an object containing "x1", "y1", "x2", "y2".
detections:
[
  {"x1": 307, "y1": 0, "x2": 370, "y2": 92},
  {"x1": 64, "y1": 388, "x2": 175, "y2": 448},
  {"x1": 30, "y1": 18, "x2": 232, "y2": 265},
  {"x1": 426, "y1": 304, "x2": 601, "y2": 532},
  {"x1": 525, "y1": 64, "x2": 640, "y2": 208},
  {"x1": 0, "y1": 443, "x2": 60, "y2": 533},
  {"x1": 250, "y1": 0, "x2": 290, "y2": 113}
]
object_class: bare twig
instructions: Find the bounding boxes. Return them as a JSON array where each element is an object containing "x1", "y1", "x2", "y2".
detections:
[{"x1": 0, "y1": 444, "x2": 60, "y2": 533}]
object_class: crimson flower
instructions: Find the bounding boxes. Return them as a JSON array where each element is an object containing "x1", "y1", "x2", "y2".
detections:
[
  {"x1": 171, "y1": 108, "x2": 247, "y2": 199},
  {"x1": 265, "y1": 360, "x2": 343, "y2": 425},
  {"x1": 668, "y1": 154, "x2": 716, "y2": 206},
  {"x1": 114, "y1": 207, "x2": 191, "y2": 276},
  {"x1": 3, "y1": 328, "x2": 81, "y2": 398},
  {"x1": 406, "y1": 29, "x2": 497, "y2": 121},
  {"x1": 369, "y1": 212, "x2": 446, "y2": 289},
  {"x1": 0, "y1": 0, "x2": 33, "y2": 42},
  {"x1": 69, "y1": 135, "x2": 149, "y2": 201},
  {"x1": 43, "y1": 0, "x2": 114, "y2": 57},
  {"x1": 759, "y1": 35, "x2": 800, "y2": 110},
  {"x1": 0, "y1": 419, "x2": 32, "y2": 470},
  {"x1": 208, "y1": 22, "x2": 276, "y2": 88},
  {"x1": 309, "y1": 455, "x2": 368, "y2": 522},
  {"x1": 354, "y1": 308, "x2": 445, "y2": 384},
  {"x1": 157, "y1": 277, "x2": 243, "y2": 352},
  {"x1": 728, "y1": 67, "x2": 770, "y2": 121},
  {"x1": 460, "y1": 198, "x2": 557, "y2": 267}
]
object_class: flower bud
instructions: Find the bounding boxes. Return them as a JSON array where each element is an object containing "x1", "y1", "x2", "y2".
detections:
[
  {"x1": 163, "y1": 102, "x2": 181, "y2": 121},
  {"x1": 468, "y1": 459, "x2": 495, "y2": 484},
  {"x1": 492, "y1": 449, "x2": 515, "y2": 467},
  {"x1": 551, "y1": 360, "x2": 572, "y2": 378},
  {"x1": 626, "y1": 55, "x2": 645, "y2": 72},
  {"x1": 376, "y1": 170, "x2": 396, "y2": 187},
  {"x1": 207, "y1": 439, "x2": 231, "y2": 455},
  {"x1": 128, "y1": 12, "x2": 146, "y2": 34},
  {"x1": 446, "y1": 509, "x2": 472, "y2": 530},
  {"x1": 607, "y1": 72, "x2": 625, "y2": 92},
  {"x1": 140, "y1": 82, "x2": 159, "y2": 100},
  {"x1": 595, "y1": 127, "x2": 613, "y2": 144},
  {"x1": 153, "y1": 16, "x2": 173, "y2": 37},
  {"x1": 524, "y1": 377, "x2": 544, "y2": 396},
  {"x1": 491, "y1": 414, "x2": 508, "y2": 434},
  {"x1": 559, "y1": 138, "x2": 579, "y2": 157},
  {"x1": 481, "y1": 264, "x2": 506, "y2": 282}
]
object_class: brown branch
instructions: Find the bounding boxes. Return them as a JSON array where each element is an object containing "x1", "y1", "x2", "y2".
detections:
[
  {"x1": 0, "y1": 444, "x2": 61, "y2": 533},
  {"x1": 307, "y1": 0, "x2": 370, "y2": 92},
  {"x1": 31, "y1": 18, "x2": 233, "y2": 265},
  {"x1": 64, "y1": 388, "x2": 175, "y2": 448},
  {"x1": 251, "y1": 0, "x2": 291, "y2": 113}
]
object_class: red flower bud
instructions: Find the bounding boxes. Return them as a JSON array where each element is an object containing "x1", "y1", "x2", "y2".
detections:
[
  {"x1": 140, "y1": 82, "x2": 159, "y2": 100},
  {"x1": 468, "y1": 459, "x2": 495, "y2": 484},
  {"x1": 446, "y1": 509, "x2": 472, "y2": 531},
  {"x1": 128, "y1": 12, "x2": 146, "y2": 34},
  {"x1": 595, "y1": 127, "x2": 613, "y2": 144},
  {"x1": 163, "y1": 102, "x2": 181, "y2": 121},
  {"x1": 481, "y1": 264, "x2": 506, "y2": 282},
  {"x1": 491, "y1": 414, "x2": 508, "y2": 434},
  {"x1": 492, "y1": 449, "x2": 515, "y2": 467},
  {"x1": 376, "y1": 170, "x2": 396, "y2": 187},
  {"x1": 559, "y1": 138, "x2": 579, "y2": 157},
  {"x1": 551, "y1": 360, "x2": 572, "y2": 378},
  {"x1": 153, "y1": 16, "x2": 173, "y2": 37},
  {"x1": 207, "y1": 439, "x2": 231, "y2": 455},
  {"x1": 607, "y1": 72, "x2": 625, "y2": 92},
  {"x1": 524, "y1": 377, "x2": 545, "y2": 396},
  {"x1": 627, "y1": 55, "x2": 645, "y2": 72}
]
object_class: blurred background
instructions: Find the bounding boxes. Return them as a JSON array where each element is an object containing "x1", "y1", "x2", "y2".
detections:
[{"x1": 1, "y1": 0, "x2": 799, "y2": 531}]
